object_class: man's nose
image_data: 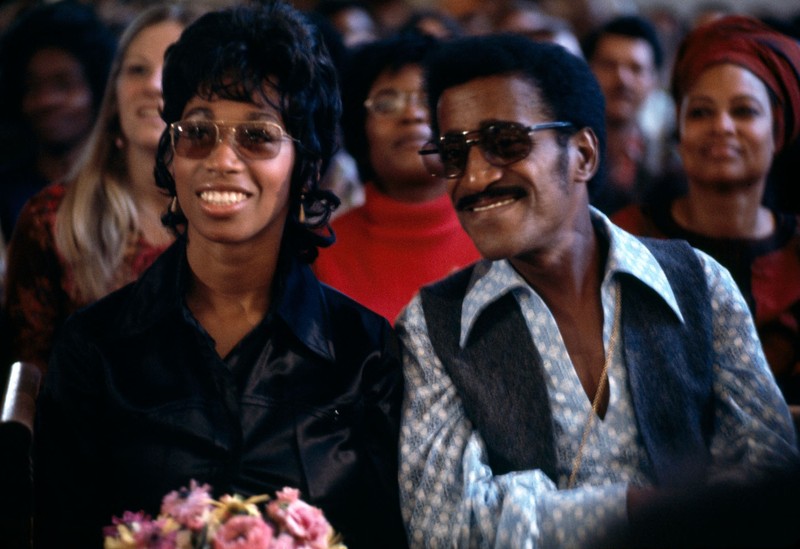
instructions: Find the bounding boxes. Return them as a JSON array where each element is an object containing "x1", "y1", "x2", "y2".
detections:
[{"x1": 464, "y1": 144, "x2": 502, "y2": 188}]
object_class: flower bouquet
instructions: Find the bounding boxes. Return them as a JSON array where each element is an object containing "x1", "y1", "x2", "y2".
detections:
[{"x1": 103, "y1": 481, "x2": 346, "y2": 549}]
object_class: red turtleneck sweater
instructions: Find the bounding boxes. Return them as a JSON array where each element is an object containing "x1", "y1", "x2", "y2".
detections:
[{"x1": 314, "y1": 183, "x2": 481, "y2": 323}]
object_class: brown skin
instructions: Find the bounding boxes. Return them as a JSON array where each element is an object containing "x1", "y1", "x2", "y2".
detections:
[
  {"x1": 674, "y1": 63, "x2": 777, "y2": 239},
  {"x1": 435, "y1": 74, "x2": 676, "y2": 522},
  {"x1": 589, "y1": 34, "x2": 657, "y2": 129},
  {"x1": 185, "y1": 249, "x2": 274, "y2": 359},
  {"x1": 589, "y1": 35, "x2": 657, "y2": 194},
  {"x1": 171, "y1": 94, "x2": 294, "y2": 358},
  {"x1": 22, "y1": 47, "x2": 95, "y2": 182},
  {"x1": 436, "y1": 74, "x2": 610, "y2": 414},
  {"x1": 365, "y1": 64, "x2": 446, "y2": 203}
]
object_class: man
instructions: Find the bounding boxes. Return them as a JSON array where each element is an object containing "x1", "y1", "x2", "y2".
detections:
[
  {"x1": 397, "y1": 34, "x2": 799, "y2": 547},
  {"x1": 583, "y1": 15, "x2": 671, "y2": 215},
  {"x1": 314, "y1": 33, "x2": 480, "y2": 323}
]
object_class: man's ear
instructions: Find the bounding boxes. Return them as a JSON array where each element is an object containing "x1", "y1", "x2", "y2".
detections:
[{"x1": 571, "y1": 127, "x2": 599, "y2": 184}]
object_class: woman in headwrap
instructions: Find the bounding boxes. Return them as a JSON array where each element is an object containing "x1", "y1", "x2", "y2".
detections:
[{"x1": 613, "y1": 15, "x2": 800, "y2": 404}]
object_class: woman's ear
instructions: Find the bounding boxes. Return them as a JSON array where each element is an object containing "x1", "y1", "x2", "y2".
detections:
[{"x1": 571, "y1": 127, "x2": 600, "y2": 184}]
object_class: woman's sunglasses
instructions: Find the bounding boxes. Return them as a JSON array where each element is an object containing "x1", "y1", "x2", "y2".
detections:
[
  {"x1": 419, "y1": 120, "x2": 573, "y2": 179},
  {"x1": 170, "y1": 120, "x2": 296, "y2": 161}
]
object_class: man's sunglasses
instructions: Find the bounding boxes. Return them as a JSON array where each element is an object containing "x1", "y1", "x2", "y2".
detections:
[
  {"x1": 419, "y1": 120, "x2": 573, "y2": 179},
  {"x1": 170, "y1": 120, "x2": 296, "y2": 161}
]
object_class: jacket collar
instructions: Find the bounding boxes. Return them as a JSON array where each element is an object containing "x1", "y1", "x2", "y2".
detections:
[
  {"x1": 274, "y1": 251, "x2": 336, "y2": 362},
  {"x1": 116, "y1": 236, "x2": 336, "y2": 362}
]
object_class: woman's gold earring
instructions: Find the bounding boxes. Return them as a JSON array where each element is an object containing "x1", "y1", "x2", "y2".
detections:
[
  {"x1": 298, "y1": 194, "x2": 306, "y2": 224},
  {"x1": 170, "y1": 196, "x2": 179, "y2": 214}
]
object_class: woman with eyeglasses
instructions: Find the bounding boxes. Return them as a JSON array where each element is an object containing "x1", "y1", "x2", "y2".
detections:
[
  {"x1": 313, "y1": 32, "x2": 480, "y2": 323},
  {"x1": 33, "y1": 5, "x2": 407, "y2": 549}
]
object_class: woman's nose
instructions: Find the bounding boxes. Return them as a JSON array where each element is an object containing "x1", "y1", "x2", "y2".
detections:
[
  {"x1": 399, "y1": 91, "x2": 428, "y2": 123},
  {"x1": 203, "y1": 128, "x2": 244, "y2": 171}
]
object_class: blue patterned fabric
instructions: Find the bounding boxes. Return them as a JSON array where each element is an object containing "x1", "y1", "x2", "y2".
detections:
[{"x1": 397, "y1": 208, "x2": 798, "y2": 548}]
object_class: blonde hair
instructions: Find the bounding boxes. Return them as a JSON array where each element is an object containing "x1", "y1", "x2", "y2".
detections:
[{"x1": 55, "y1": 4, "x2": 198, "y2": 302}]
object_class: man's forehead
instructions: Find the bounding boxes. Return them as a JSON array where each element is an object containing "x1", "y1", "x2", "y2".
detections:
[
  {"x1": 594, "y1": 34, "x2": 655, "y2": 63},
  {"x1": 436, "y1": 74, "x2": 546, "y2": 129}
]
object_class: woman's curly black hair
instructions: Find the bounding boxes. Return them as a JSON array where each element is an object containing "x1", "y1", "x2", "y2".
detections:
[{"x1": 155, "y1": 1, "x2": 341, "y2": 262}]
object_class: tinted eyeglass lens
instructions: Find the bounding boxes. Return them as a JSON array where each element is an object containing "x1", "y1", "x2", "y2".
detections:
[
  {"x1": 368, "y1": 90, "x2": 405, "y2": 114},
  {"x1": 234, "y1": 122, "x2": 283, "y2": 158},
  {"x1": 484, "y1": 123, "x2": 532, "y2": 165},
  {"x1": 173, "y1": 121, "x2": 217, "y2": 159},
  {"x1": 172, "y1": 121, "x2": 286, "y2": 160},
  {"x1": 434, "y1": 123, "x2": 532, "y2": 178},
  {"x1": 440, "y1": 135, "x2": 470, "y2": 178},
  {"x1": 420, "y1": 121, "x2": 571, "y2": 179},
  {"x1": 365, "y1": 90, "x2": 426, "y2": 115}
]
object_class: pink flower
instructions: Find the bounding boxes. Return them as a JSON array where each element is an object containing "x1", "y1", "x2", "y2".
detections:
[
  {"x1": 132, "y1": 518, "x2": 178, "y2": 549},
  {"x1": 269, "y1": 533, "x2": 297, "y2": 549},
  {"x1": 212, "y1": 515, "x2": 274, "y2": 549},
  {"x1": 161, "y1": 480, "x2": 213, "y2": 530},
  {"x1": 103, "y1": 510, "x2": 152, "y2": 537},
  {"x1": 267, "y1": 492, "x2": 331, "y2": 549},
  {"x1": 274, "y1": 488, "x2": 301, "y2": 504},
  {"x1": 105, "y1": 484, "x2": 342, "y2": 549}
]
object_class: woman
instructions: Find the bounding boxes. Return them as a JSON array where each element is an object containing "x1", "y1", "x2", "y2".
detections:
[
  {"x1": 33, "y1": 4, "x2": 406, "y2": 549},
  {"x1": 4, "y1": 4, "x2": 197, "y2": 370},
  {"x1": 313, "y1": 33, "x2": 481, "y2": 323},
  {"x1": 613, "y1": 15, "x2": 800, "y2": 403}
]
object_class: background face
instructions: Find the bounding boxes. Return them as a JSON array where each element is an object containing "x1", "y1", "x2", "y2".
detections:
[
  {"x1": 678, "y1": 63, "x2": 775, "y2": 192},
  {"x1": 365, "y1": 64, "x2": 435, "y2": 197},
  {"x1": 116, "y1": 20, "x2": 184, "y2": 153},
  {"x1": 21, "y1": 47, "x2": 94, "y2": 150},
  {"x1": 590, "y1": 34, "x2": 656, "y2": 125}
]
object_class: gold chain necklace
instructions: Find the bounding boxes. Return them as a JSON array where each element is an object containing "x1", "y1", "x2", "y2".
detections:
[{"x1": 567, "y1": 288, "x2": 622, "y2": 489}]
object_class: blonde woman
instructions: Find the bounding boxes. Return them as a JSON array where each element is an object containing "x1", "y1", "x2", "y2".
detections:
[{"x1": 4, "y1": 4, "x2": 199, "y2": 371}]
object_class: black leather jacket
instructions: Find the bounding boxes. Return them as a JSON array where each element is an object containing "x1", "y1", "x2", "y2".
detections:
[{"x1": 34, "y1": 238, "x2": 407, "y2": 548}]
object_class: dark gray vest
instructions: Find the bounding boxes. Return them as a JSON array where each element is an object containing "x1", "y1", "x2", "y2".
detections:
[{"x1": 419, "y1": 238, "x2": 714, "y2": 487}]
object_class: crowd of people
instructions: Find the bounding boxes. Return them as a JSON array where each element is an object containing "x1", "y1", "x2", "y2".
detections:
[{"x1": 0, "y1": 0, "x2": 798, "y2": 547}]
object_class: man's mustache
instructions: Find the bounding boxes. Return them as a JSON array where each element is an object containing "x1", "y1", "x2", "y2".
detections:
[{"x1": 456, "y1": 186, "x2": 527, "y2": 211}]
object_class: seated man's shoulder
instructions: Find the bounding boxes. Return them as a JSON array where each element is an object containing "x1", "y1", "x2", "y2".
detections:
[{"x1": 420, "y1": 261, "x2": 481, "y2": 298}]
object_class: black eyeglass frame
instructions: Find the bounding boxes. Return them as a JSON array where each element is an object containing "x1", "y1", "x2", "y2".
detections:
[{"x1": 419, "y1": 120, "x2": 574, "y2": 179}]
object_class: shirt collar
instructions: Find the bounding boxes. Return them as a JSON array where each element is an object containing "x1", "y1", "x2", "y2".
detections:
[
  {"x1": 274, "y1": 254, "x2": 337, "y2": 362},
  {"x1": 119, "y1": 236, "x2": 336, "y2": 362},
  {"x1": 459, "y1": 207, "x2": 684, "y2": 348}
]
